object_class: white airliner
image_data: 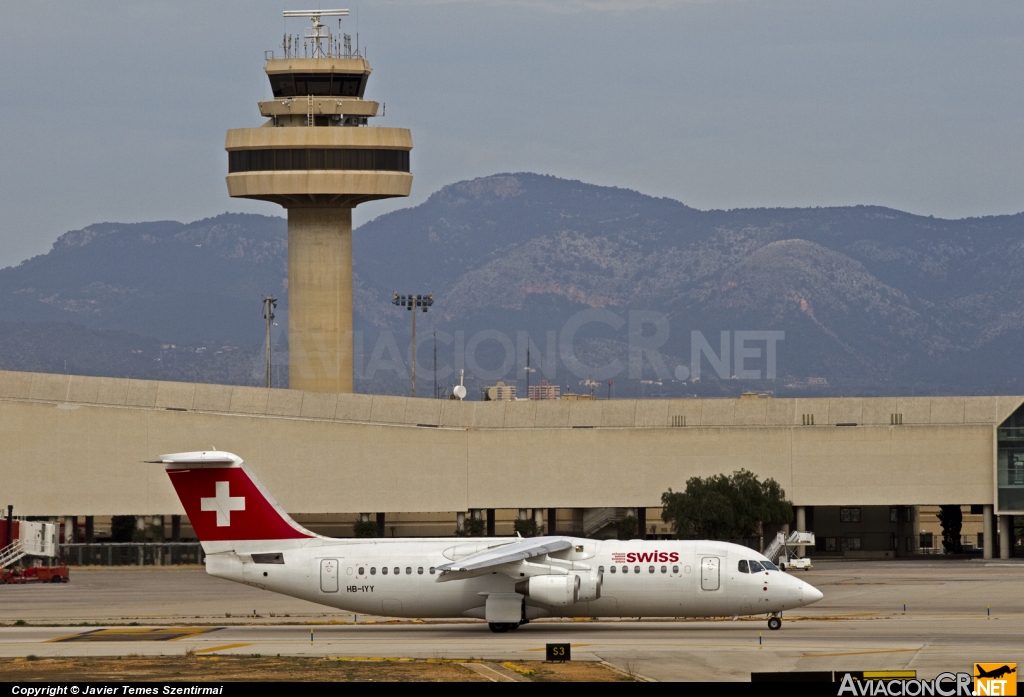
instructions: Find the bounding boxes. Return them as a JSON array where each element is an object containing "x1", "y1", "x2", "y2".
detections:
[{"x1": 153, "y1": 450, "x2": 823, "y2": 632}]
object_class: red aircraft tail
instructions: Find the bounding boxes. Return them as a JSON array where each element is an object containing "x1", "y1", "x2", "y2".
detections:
[{"x1": 152, "y1": 451, "x2": 314, "y2": 542}]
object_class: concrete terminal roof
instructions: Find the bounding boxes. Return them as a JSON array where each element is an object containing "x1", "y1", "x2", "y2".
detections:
[{"x1": 0, "y1": 370, "x2": 1020, "y2": 516}]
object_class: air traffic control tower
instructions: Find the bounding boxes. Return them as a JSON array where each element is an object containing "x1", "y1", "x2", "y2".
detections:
[{"x1": 226, "y1": 10, "x2": 412, "y2": 393}]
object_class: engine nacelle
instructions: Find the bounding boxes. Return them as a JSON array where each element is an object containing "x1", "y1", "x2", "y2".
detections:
[
  {"x1": 576, "y1": 569, "x2": 602, "y2": 602},
  {"x1": 515, "y1": 574, "x2": 580, "y2": 606}
]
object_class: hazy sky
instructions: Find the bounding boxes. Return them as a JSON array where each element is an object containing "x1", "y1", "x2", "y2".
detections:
[{"x1": 1, "y1": 1, "x2": 1022, "y2": 268}]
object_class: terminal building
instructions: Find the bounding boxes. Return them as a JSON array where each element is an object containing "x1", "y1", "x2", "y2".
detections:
[{"x1": 0, "y1": 369, "x2": 1020, "y2": 560}]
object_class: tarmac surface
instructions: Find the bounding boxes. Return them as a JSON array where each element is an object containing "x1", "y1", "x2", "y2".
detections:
[{"x1": 1, "y1": 559, "x2": 1022, "y2": 682}]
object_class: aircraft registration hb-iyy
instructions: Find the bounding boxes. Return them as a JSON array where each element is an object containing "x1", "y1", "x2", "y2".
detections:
[{"x1": 153, "y1": 451, "x2": 823, "y2": 632}]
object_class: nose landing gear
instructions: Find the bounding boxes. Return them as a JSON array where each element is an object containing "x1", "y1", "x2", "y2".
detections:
[{"x1": 767, "y1": 615, "x2": 782, "y2": 631}]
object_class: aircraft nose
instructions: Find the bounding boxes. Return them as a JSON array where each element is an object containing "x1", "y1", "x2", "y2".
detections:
[{"x1": 802, "y1": 581, "x2": 823, "y2": 604}]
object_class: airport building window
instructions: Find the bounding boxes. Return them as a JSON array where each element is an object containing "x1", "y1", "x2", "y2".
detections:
[
  {"x1": 890, "y1": 507, "x2": 898, "y2": 522},
  {"x1": 228, "y1": 148, "x2": 410, "y2": 173},
  {"x1": 840, "y1": 507, "x2": 861, "y2": 523},
  {"x1": 738, "y1": 560, "x2": 749, "y2": 573},
  {"x1": 920, "y1": 532, "x2": 933, "y2": 548},
  {"x1": 824, "y1": 538, "x2": 837, "y2": 552},
  {"x1": 672, "y1": 565, "x2": 680, "y2": 574},
  {"x1": 841, "y1": 537, "x2": 862, "y2": 551}
]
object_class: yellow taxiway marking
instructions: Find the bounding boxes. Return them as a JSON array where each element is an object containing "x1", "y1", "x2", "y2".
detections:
[
  {"x1": 524, "y1": 643, "x2": 591, "y2": 651},
  {"x1": 194, "y1": 643, "x2": 251, "y2": 653},
  {"x1": 805, "y1": 648, "x2": 919, "y2": 658},
  {"x1": 49, "y1": 627, "x2": 217, "y2": 643}
]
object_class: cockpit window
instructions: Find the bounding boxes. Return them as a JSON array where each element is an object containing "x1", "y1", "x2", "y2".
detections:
[
  {"x1": 738, "y1": 560, "x2": 749, "y2": 573},
  {"x1": 761, "y1": 561, "x2": 779, "y2": 571},
  {"x1": 748, "y1": 560, "x2": 765, "y2": 573}
]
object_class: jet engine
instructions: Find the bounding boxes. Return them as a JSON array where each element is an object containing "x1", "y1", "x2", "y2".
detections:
[
  {"x1": 515, "y1": 574, "x2": 580, "y2": 606},
  {"x1": 575, "y1": 568, "x2": 602, "y2": 602}
]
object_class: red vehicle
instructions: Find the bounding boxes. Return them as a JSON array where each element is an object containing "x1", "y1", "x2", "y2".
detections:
[{"x1": 0, "y1": 566, "x2": 69, "y2": 584}]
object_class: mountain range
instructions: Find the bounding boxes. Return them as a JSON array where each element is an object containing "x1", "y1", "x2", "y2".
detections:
[{"x1": 1, "y1": 173, "x2": 1023, "y2": 397}]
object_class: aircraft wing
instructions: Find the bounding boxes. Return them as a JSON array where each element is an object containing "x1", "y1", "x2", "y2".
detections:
[{"x1": 435, "y1": 536, "x2": 573, "y2": 573}]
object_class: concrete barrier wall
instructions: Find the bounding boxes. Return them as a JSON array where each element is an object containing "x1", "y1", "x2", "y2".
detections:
[{"x1": 0, "y1": 371, "x2": 1013, "y2": 515}]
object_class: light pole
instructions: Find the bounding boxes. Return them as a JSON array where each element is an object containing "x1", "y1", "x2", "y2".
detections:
[
  {"x1": 392, "y1": 293, "x2": 433, "y2": 397},
  {"x1": 262, "y1": 296, "x2": 277, "y2": 388}
]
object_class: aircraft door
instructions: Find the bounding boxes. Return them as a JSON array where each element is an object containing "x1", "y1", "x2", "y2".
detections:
[
  {"x1": 320, "y1": 559, "x2": 339, "y2": 592},
  {"x1": 700, "y1": 557, "x2": 720, "y2": 591}
]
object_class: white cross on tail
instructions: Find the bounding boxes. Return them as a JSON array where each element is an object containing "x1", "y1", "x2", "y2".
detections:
[{"x1": 200, "y1": 481, "x2": 246, "y2": 526}]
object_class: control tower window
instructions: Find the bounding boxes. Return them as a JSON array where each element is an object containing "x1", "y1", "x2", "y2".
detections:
[
  {"x1": 229, "y1": 149, "x2": 410, "y2": 173},
  {"x1": 269, "y1": 73, "x2": 365, "y2": 98}
]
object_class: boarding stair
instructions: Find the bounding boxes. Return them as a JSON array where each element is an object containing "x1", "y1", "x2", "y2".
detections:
[
  {"x1": 764, "y1": 531, "x2": 815, "y2": 568},
  {"x1": 0, "y1": 540, "x2": 25, "y2": 569}
]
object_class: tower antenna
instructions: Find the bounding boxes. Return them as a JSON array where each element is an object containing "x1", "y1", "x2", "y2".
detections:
[{"x1": 283, "y1": 9, "x2": 350, "y2": 58}]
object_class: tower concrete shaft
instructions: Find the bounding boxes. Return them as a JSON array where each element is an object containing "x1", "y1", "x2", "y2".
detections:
[
  {"x1": 288, "y1": 208, "x2": 352, "y2": 393},
  {"x1": 225, "y1": 20, "x2": 412, "y2": 393}
]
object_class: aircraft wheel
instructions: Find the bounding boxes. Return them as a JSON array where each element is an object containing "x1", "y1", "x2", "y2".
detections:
[
  {"x1": 767, "y1": 617, "x2": 782, "y2": 631},
  {"x1": 488, "y1": 623, "x2": 514, "y2": 633},
  {"x1": 50, "y1": 576, "x2": 62, "y2": 584}
]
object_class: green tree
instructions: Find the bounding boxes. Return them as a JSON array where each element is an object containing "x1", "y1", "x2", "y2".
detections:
[
  {"x1": 661, "y1": 470, "x2": 792, "y2": 544},
  {"x1": 616, "y1": 515, "x2": 638, "y2": 540},
  {"x1": 513, "y1": 519, "x2": 539, "y2": 537},
  {"x1": 937, "y1": 505, "x2": 963, "y2": 554},
  {"x1": 353, "y1": 518, "x2": 378, "y2": 538},
  {"x1": 455, "y1": 518, "x2": 486, "y2": 537},
  {"x1": 110, "y1": 516, "x2": 137, "y2": 543}
]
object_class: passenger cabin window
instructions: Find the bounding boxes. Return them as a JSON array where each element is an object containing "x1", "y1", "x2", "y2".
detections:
[
  {"x1": 382, "y1": 567, "x2": 388, "y2": 575},
  {"x1": 358, "y1": 567, "x2": 365, "y2": 575},
  {"x1": 370, "y1": 567, "x2": 376, "y2": 575},
  {"x1": 598, "y1": 566, "x2": 605, "y2": 574},
  {"x1": 649, "y1": 566, "x2": 655, "y2": 574},
  {"x1": 417, "y1": 567, "x2": 424, "y2": 575},
  {"x1": 634, "y1": 566, "x2": 641, "y2": 574},
  {"x1": 621, "y1": 566, "x2": 628, "y2": 574},
  {"x1": 661, "y1": 566, "x2": 667, "y2": 574},
  {"x1": 738, "y1": 560, "x2": 749, "y2": 573},
  {"x1": 406, "y1": 567, "x2": 412, "y2": 575},
  {"x1": 672, "y1": 565, "x2": 679, "y2": 574},
  {"x1": 394, "y1": 567, "x2": 399, "y2": 575},
  {"x1": 429, "y1": 567, "x2": 436, "y2": 575},
  {"x1": 748, "y1": 560, "x2": 765, "y2": 573},
  {"x1": 610, "y1": 566, "x2": 616, "y2": 573}
]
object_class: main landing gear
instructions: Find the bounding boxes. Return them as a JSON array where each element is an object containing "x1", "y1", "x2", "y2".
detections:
[
  {"x1": 488, "y1": 623, "x2": 518, "y2": 633},
  {"x1": 767, "y1": 615, "x2": 782, "y2": 631}
]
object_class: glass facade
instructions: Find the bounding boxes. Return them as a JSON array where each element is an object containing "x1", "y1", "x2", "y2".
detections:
[
  {"x1": 228, "y1": 148, "x2": 409, "y2": 174},
  {"x1": 268, "y1": 73, "x2": 365, "y2": 98},
  {"x1": 996, "y1": 404, "x2": 1024, "y2": 512}
]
